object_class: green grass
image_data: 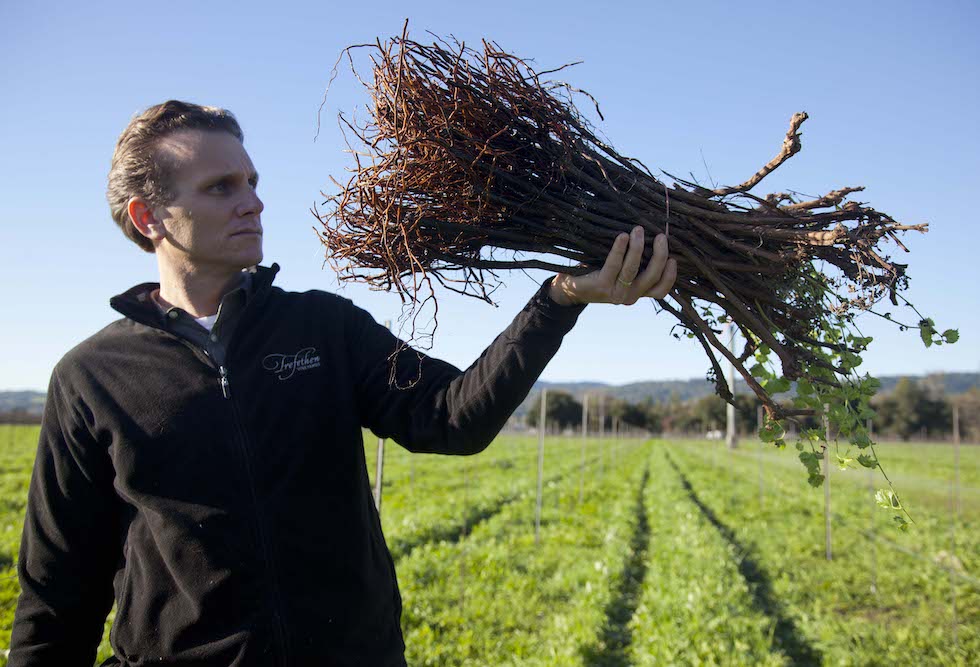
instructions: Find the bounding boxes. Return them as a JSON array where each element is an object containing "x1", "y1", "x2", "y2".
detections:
[
  {"x1": 0, "y1": 425, "x2": 977, "y2": 665},
  {"x1": 665, "y1": 438, "x2": 978, "y2": 666},
  {"x1": 397, "y1": 440, "x2": 646, "y2": 666},
  {"x1": 0, "y1": 426, "x2": 46, "y2": 664},
  {"x1": 627, "y1": 448, "x2": 792, "y2": 665}
]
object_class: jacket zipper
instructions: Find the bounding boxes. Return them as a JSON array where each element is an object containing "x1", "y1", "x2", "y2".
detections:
[
  {"x1": 219, "y1": 364, "x2": 291, "y2": 664},
  {"x1": 110, "y1": 270, "x2": 292, "y2": 659},
  {"x1": 150, "y1": 330, "x2": 292, "y2": 663},
  {"x1": 219, "y1": 365, "x2": 232, "y2": 399}
]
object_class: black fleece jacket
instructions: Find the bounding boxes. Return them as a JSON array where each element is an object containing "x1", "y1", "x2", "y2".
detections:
[{"x1": 8, "y1": 264, "x2": 585, "y2": 666}]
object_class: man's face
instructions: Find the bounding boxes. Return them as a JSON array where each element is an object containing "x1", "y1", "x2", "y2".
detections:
[{"x1": 151, "y1": 129, "x2": 264, "y2": 273}]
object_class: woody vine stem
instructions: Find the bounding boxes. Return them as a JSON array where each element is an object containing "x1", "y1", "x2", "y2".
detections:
[{"x1": 315, "y1": 22, "x2": 957, "y2": 528}]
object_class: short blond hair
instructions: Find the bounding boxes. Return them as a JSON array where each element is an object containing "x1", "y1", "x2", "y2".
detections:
[{"x1": 106, "y1": 100, "x2": 244, "y2": 252}]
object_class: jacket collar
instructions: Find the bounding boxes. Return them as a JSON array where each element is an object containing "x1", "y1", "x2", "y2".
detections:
[{"x1": 109, "y1": 263, "x2": 280, "y2": 329}]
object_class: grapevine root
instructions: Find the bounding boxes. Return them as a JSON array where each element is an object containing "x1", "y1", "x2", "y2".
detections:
[{"x1": 315, "y1": 24, "x2": 927, "y2": 420}]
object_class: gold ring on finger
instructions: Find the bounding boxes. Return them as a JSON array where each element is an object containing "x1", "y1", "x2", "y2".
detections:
[{"x1": 617, "y1": 277, "x2": 633, "y2": 287}]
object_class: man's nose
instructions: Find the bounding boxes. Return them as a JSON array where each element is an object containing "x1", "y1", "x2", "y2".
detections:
[{"x1": 236, "y1": 188, "x2": 264, "y2": 218}]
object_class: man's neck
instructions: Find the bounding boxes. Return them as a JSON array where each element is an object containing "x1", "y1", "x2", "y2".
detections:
[{"x1": 156, "y1": 260, "x2": 247, "y2": 318}]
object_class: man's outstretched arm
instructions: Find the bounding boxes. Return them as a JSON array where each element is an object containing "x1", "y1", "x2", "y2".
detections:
[{"x1": 351, "y1": 228, "x2": 676, "y2": 454}]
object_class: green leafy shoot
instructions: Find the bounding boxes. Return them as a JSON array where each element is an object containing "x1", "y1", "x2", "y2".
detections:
[
  {"x1": 725, "y1": 269, "x2": 953, "y2": 530},
  {"x1": 875, "y1": 489, "x2": 902, "y2": 511},
  {"x1": 799, "y1": 450, "x2": 824, "y2": 487},
  {"x1": 857, "y1": 454, "x2": 878, "y2": 469}
]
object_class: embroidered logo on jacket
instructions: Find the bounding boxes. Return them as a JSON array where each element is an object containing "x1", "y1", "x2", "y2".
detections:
[{"x1": 262, "y1": 347, "x2": 322, "y2": 380}]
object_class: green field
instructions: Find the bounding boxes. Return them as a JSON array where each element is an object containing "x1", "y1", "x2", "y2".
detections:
[{"x1": 1, "y1": 424, "x2": 977, "y2": 665}]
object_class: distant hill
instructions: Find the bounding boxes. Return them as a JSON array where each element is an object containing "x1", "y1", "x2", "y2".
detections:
[
  {"x1": 0, "y1": 391, "x2": 46, "y2": 417},
  {"x1": 3, "y1": 371, "x2": 977, "y2": 420},
  {"x1": 512, "y1": 371, "x2": 979, "y2": 419}
]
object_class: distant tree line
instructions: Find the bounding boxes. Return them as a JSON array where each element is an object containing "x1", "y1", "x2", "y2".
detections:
[
  {"x1": 5, "y1": 380, "x2": 977, "y2": 441},
  {"x1": 526, "y1": 378, "x2": 979, "y2": 442},
  {"x1": 0, "y1": 410, "x2": 42, "y2": 425}
]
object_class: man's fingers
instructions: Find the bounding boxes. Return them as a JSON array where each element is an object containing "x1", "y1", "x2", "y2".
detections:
[
  {"x1": 598, "y1": 232, "x2": 630, "y2": 284},
  {"x1": 618, "y1": 227, "x2": 644, "y2": 284},
  {"x1": 645, "y1": 258, "x2": 677, "y2": 300},
  {"x1": 633, "y1": 233, "x2": 669, "y2": 295},
  {"x1": 611, "y1": 226, "x2": 644, "y2": 302},
  {"x1": 589, "y1": 230, "x2": 674, "y2": 305}
]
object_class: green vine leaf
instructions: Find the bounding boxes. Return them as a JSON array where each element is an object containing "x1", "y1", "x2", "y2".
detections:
[
  {"x1": 799, "y1": 451, "x2": 824, "y2": 487},
  {"x1": 857, "y1": 454, "x2": 878, "y2": 469},
  {"x1": 765, "y1": 377, "x2": 791, "y2": 394},
  {"x1": 875, "y1": 489, "x2": 902, "y2": 510},
  {"x1": 758, "y1": 419, "x2": 784, "y2": 443},
  {"x1": 800, "y1": 428, "x2": 822, "y2": 443},
  {"x1": 919, "y1": 318, "x2": 935, "y2": 347},
  {"x1": 851, "y1": 430, "x2": 872, "y2": 449}
]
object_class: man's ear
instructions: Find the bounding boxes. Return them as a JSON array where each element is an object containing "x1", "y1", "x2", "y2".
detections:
[{"x1": 128, "y1": 197, "x2": 167, "y2": 243}]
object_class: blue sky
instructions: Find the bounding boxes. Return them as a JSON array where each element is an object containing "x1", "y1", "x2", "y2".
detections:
[{"x1": 1, "y1": 0, "x2": 977, "y2": 391}]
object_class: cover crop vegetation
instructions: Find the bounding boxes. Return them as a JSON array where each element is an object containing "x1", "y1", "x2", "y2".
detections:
[{"x1": 2, "y1": 425, "x2": 974, "y2": 664}]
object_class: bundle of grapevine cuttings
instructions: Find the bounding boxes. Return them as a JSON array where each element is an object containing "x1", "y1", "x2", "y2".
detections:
[{"x1": 314, "y1": 24, "x2": 957, "y2": 529}]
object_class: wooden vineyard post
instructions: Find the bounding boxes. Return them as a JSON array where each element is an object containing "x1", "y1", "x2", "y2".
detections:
[
  {"x1": 579, "y1": 393, "x2": 588, "y2": 506},
  {"x1": 951, "y1": 404, "x2": 960, "y2": 648},
  {"x1": 725, "y1": 322, "x2": 738, "y2": 450},
  {"x1": 954, "y1": 404, "x2": 961, "y2": 515},
  {"x1": 535, "y1": 389, "x2": 547, "y2": 546},
  {"x1": 757, "y1": 405, "x2": 765, "y2": 509},
  {"x1": 598, "y1": 395, "x2": 605, "y2": 479},
  {"x1": 823, "y1": 404, "x2": 832, "y2": 561},
  {"x1": 867, "y1": 418, "x2": 877, "y2": 596},
  {"x1": 373, "y1": 319, "x2": 392, "y2": 515},
  {"x1": 613, "y1": 417, "x2": 619, "y2": 468}
]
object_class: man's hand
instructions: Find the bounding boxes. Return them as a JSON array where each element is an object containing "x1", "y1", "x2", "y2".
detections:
[{"x1": 548, "y1": 226, "x2": 677, "y2": 306}]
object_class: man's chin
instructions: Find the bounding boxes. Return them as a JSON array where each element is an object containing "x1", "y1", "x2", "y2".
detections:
[
  {"x1": 239, "y1": 248, "x2": 263, "y2": 269},
  {"x1": 165, "y1": 247, "x2": 264, "y2": 274},
  {"x1": 220, "y1": 252, "x2": 263, "y2": 274}
]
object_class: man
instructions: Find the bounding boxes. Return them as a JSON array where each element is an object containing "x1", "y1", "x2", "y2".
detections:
[{"x1": 9, "y1": 101, "x2": 676, "y2": 666}]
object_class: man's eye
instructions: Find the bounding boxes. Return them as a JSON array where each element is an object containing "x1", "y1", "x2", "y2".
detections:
[{"x1": 210, "y1": 182, "x2": 229, "y2": 193}]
